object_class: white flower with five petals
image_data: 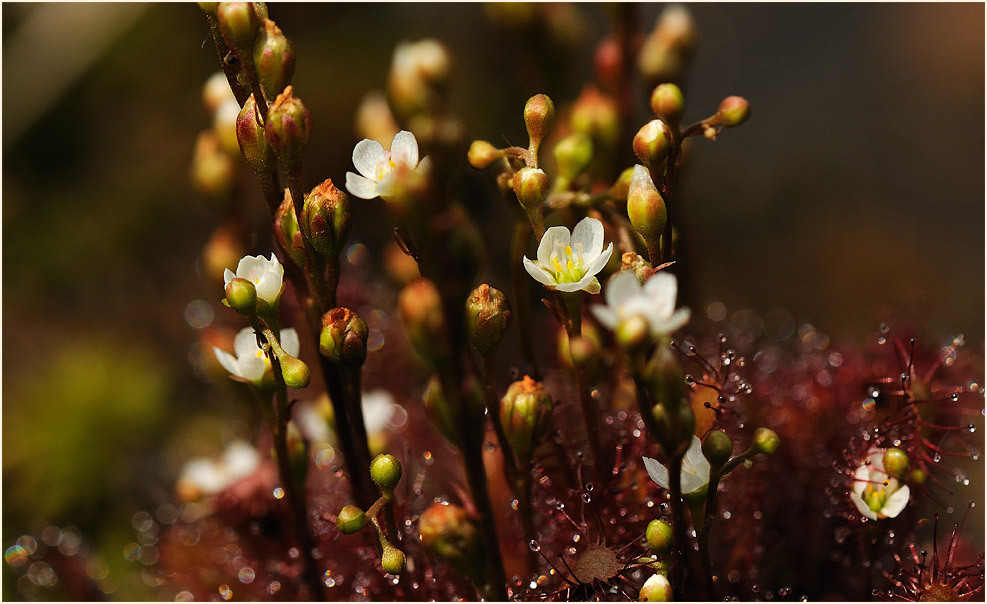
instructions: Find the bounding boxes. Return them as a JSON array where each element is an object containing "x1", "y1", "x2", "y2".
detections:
[
  {"x1": 643, "y1": 435, "x2": 711, "y2": 495},
  {"x1": 345, "y1": 130, "x2": 430, "y2": 201},
  {"x1": 213, "y1": 327, "x2": 300, "y2": 385},
  {"x1": 849, "y1": 448, "x2": 910, "y2": 521},
  {"x1": 223, "y1": 253, "x2": 284, "y2": 307},
  {"x1": 590, "y1": 271, "x2": 690, "y2": 337},
  {"x1": 522, "y1": 217, "x2": 614, "y2": 294}
]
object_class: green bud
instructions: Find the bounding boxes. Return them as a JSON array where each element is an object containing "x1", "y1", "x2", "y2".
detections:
[
  {"x1": 500, "y1": 376, "x2": 554, "y2": 466},
  {"x1": 264, "y1": 86, "x2": 311, "y2": 171},
  {"x1": 646, "y1": 519, "x2": 673, "y2": 555},
  {"x1": 553, "y1": 132, "x2": 594, "y2": 184},
  {"x1": 216, "y1": 2, "x2": 262, "y2": 52},
  {"x1": 753, "y1": 427, "x2": 780, "y2": 455},
  {"x1": 571, "y1": 86, "x2": 620, "y2": 149},
  {"x1": 419, "y1": 503, "x2": 484, "y2": 586},
  {"x1": 381, "y1": 545, "x2": 406, "y2": 575},
  {"x1": 465, "y1": 284, "x2": 512, "y2": 357},
  {"x1": 523, "y1": 93, "x2": 555, "y2": 151},
  {"x1": 702, "y1": 430, "x2": 733, "y2": 466},
  {"x1": 191, "y1": 131, "x2": 234, "y2": 203},
  {"x1": 302, "y1": 179, "x2": 351, "y2": 259},
  {"x1": 882, "y1": 448, "x2": 909, "y2": 479},
  {"x1": 278, "y1": 354, "x2": 310, "y2": 389},
  {"x1": 319, "y1": 307, "x2": 368, "y2": 366},
  {"x1": 909, "y1": 468, "x2": 926, "y2": 484},
  {"x1": 639, "y1": 573, "x2": 673, "y2": 602},
  {"x1": 616, "y1": 314, "x2": 650, "y2": 354},
  {"x1": 224, "y1": 277, "x2": 257, "y2": 314},
  {"x1": 627, "y1": 165, "x2": 667, "y2": 251},
  {"x1": 336, "y1": 504, "x2": 367, "y2": 534},
  {"x1": 512, "y1": 167, "x2": 550, "y2": 212},
  {"x1": 398, "y1": 279, "x2": 447, "y2": 365},
  {"x1": 370, "y1": 453, "x2": 402, "y2": 494},
  {"x1": 567, "y1": 335, "x2": 599, "y2": 370},
  {"x1": 633, "y1": 119, "x2": 671, "y2": 166},
  {"x1": 610, "y1": 167, "x2": 635, "y2": 202},
  {"x1": 236, "y1": 94, "x2": 275, "y2": 174},
  {"x1": 253, "y1": 18, "x2": 295, "y2": 101},
  {"x1": 650, "y1": 83, "x2": 685, "y2": 124},
  {"x1": 467, "y1": 140, "x2": 504, "y2": 169},
  {"x1": 274, "y1": 190, "x2": 307, "y2": 269},
  {"x1": 717, "y1": 96, "x2": 750, "y2": 128}
]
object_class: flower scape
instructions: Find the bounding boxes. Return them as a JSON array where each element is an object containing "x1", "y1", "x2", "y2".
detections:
[{"x1": 3, "y1": 4, "x2": 983, "y2": 603}]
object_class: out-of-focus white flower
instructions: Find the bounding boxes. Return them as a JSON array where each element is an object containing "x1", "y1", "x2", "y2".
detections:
[
  {"x1": 213, "y1": 98, "x2": 242, "y2": 156},
  {"x1": 345, "y1": 130, "x2": 430, "y2": 201},
  {"x1": 849, "y1": 448, "x2": 910, "y2": 521},
  {"x1": 294, "y1": 390, "x2": 399, "y2": 447},
  {"x1": 176, "y1": 441, "x2": 261, "y2": 501},
  {"x1": 223, "y1": 253, "x2": 284, "y2": 307},
  {"x1": 590, "y1": 271, "x2": 690, "y2": 337},
  {"x1": 213, "y1": 327, "x2": 299, "y2": 384},
  {"x1": 643, "y1": 435, "x2": 711, "y2": 495},
  {"x1": 522, "y1": 217, "x2": 613, "y2": 294}
]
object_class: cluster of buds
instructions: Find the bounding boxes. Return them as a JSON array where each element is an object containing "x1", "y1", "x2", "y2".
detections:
[
  {"x1": 336, "y1": 454, "x2": 407, "y2": 575},
  {"x1": 637, "y1": 4, "x2": 698, "y2": 87}
]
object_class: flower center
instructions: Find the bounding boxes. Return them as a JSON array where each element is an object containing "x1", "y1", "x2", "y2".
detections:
[
  {"x1": 549, "y1": 244, "x2": 586, "y2": 283},
  {"x1": 863, "y1": 482, "x2": 890, "y2": 513},
  {"x1": 376, "y1": 155, "x2": 397, "y2": 181}
]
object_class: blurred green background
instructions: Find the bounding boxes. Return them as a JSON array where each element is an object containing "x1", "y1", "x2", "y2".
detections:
[{"x1": 2, "y1": 3, "x2": 983, "y2": 599}]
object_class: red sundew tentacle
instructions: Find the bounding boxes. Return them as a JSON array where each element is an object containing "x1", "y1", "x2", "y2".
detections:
[
  {"x1": 919, "y1": 435, "x2": 973, "y2": 457},
  {"x1": 916, "y1": 418, "x2": 974, "y2": 431}
]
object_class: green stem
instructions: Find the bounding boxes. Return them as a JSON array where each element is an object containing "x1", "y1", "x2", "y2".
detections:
[
  {"x1": 203, "y1": 13, "x2": 249, "y2": 106},
  {"x1": 510, "y1": 217, "x2": 541, "y2": 379}
]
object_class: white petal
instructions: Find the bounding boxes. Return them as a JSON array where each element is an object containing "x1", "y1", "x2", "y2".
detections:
[
  {"x1": 604, "y1": 271, "x2": 642, "y2": 310},
  {"x1": 630, "y1": 164, "x2": 656, "y2": 196},
  {"x1": 852, "y1": 463, "x2": 872, "y2": 497},
  {"x1": 589, "y1": 305, "x2": 618, "y2": 330},
  {"x1": 882, "y1": 485, "x2": 910, "y2": 518},
  {"x1": 681, "y1": 473, "x2": 707, "y2": 495},
  {"x1": 346, "y1": 172, "x2": 380, "y2": 200},
  {"x1": 523, "y1": 257, "x2": 557, "y2": 286},
  {"x1": 415, "y1": 155, "x2": 432, "y2": 175},
  {"x1": 352, "y1": 138, "x2": 386, "y2": 179},
  {"x1": 643, "y1": 456, "x2": 670, "y2": 490},
  {"x1": 294, "y1": 403, "x2": 332, "y2": 445},
  {"x1": 389, "y1": 130, "x2": 419, "y2": 167},
  {"x1": 849, "y1": 491, "x2": 878, "y2": 521},
  {"x1": 658, "y1": 308, "x2": 691, "y2": 335},
  {"x1": 362, "y1": 390, "x2": 398, "y2": 434},
  {"x1": 254, "y1": 274, "x2": 281, "y2": 304},
  {"x1": 537, "y1": 226, "x2": 571, "y2": 266},
  {"x1": 684, "y1": 435, "x2": 711, "y2": 480},
  {"x1": 233, "y1": 327, "x2": 262, "y2": 357},
  {"x1": 238, "y1": 353, "x2": 268, "y2": 382},
  {"x1": 180, "y1": 459, "x2": 227, "y2": 494},
  {"x1": 213, "y1": 347, "x2": 240, "y2": 377},
  {"x1": 582, "y1": 241, "x2": 614, "y2": 277},
  {"x1": 223, "y1": 268, "x2": 235, "y2": 287},
  {"x1": 571, "y1": 216, "x2": 605, "y2": 258},
  {"x1": 222, "y1": 442, "x2": 260, "y2": 480},
  {"x1": 644, "y1": 271, "x2": 678, "y2": 318},
  {"x1": 280, "y1": 328, "x2": 300, "y2": 357},
  {"x1": 555, "y1": 276, "x2": 592, "y2": 292},
  {"x1": 236, "y1": 255, "x2": 270, "y2": 282}
]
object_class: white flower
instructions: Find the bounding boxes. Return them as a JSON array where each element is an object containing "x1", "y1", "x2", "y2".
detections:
[
  {"x1": 176, "y1": 441, "x2": 261, "y2": 500},
  {"x1": 294, "y1": 390, "x2": 399, "y2": 447},
  {"x1": 223, "y1": 253, "x2": 284, "y2": 307},
  {"x1": 213, "y1": 327, "x2": 300, "y2": 384},
  {"x1": 345, "y1": 130, "x2": 431, "y2": 201},
  {"x1": 643, "y1": 435, "x2": 711, "y2": 495},
  {"x1": 522, "y1": 217, "x2": 614, "y2": 294},
  {"x1": 590, "y1": 271, "x2": 690, "y2": 337},
  {"x1": 849, "y1": 448, "x2": 911, "y2": 521}
]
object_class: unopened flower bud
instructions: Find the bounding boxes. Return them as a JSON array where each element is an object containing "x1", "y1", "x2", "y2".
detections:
[
  {"x1": 717, "y1": 96, "x2": 750, "y2": 128},
  {"x1": 567, "y1": 335, "x2": 599, "y2": 370},
  {"x1": 370, "y1": 454, "x2": 402, "y2": 495},
  {"x1": 610, "y1": 167, "x2": 635, "y2": 201},
  {"x1": 649, "y1": 344, "x2": 686, "y2": 411},
  {"x1": 524, "y1": 93, "x2": 555, "y2": 151},
  {"x1": 640, "y1": 573, "x2": 673, "y2": 602},
  {"x1": 302, "y1": 179, "x2": 351, "y2": 259},
  {"x1": 553, "y1": 132, "x2": 594, "y2": 184},
  {"x1": 500, "y1": 376, "x2": 553, "y2": 466},
  {"x1": 419, "y1": 503, "x2": 483, "y2": 584},
  {"x1": 277, "y1": 353, "x2": 310, "y2": 389},
  {"x1": 882, "y1": 448, "x2": 909, "y2": 479},
  {"x1": 465, "y1": 284, "x2": 512, "y2": 357},
  {"x1": 651, "y1": 83, "x2": 684, "y2": 124},
  {"x1": 203, "y1": 71, "x2": 235, "y2": 114},
  {"x1": 512, "y1": 167, "x2": 549, "y2": 212},
  {"x1": 225, "y1": 277, "x2": 257, "y2": 314},
  {"x1": 702, "y1": 430, "x2": 733, "y2": 466},
  {"x1": 319, "y1": 308, "x2": 368, "y2": 366},
  {"x1": 216, "y1": 2, "x2": 262, "y2": 52},
  {"x1": 616, "y1": 314, "x2": 650, "y2": 353},
  {"x1": 627, "y1": 165, "x2": 667, "y2": 248},
  {"x1": 381, "y1": 545, "x2": 406, "y2": 575},
  {"x1": 633, "y1": 119, "x2": 671, "y2": 166},
  {"x1": 192, "y1": 131, "x2": 234, "y2": 202},
  {"x1": 467, "y1": 140, "x2": 504, "y2": 169},
  {"x1": 646, "y1": 519, "x2": 673, "y2": 555},
  {"x1": 274, "y1": 191, "x2": 306, "y2": 268},
  {"x1": 236, "y1": 94, "x2": 275, "y2": 174},
  {"x1": 620, "y1": 252, "x2": 653, "y2": 283},
  {"x1": 253, "y1": 19, "x2": 295, "y2": 101},
  {"x1": 753, "y1": 427, "x2": 780, "y2": 455},
  {"x1": 398, "y1": 279, "x2": 447, "y2": 365},
  {"x1": 265, "y1": 86, "x2": 311, "y2": 171},
  {"x1": 571, "y1": 86, "x2": 620, "y2": 149},
  {"x1": 336, "y1": 504, "x2": 366, "y2": 534}
]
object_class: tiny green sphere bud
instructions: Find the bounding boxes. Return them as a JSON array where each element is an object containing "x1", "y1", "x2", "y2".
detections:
[
  {"x1": 512, "y1": 167, "x2": 550, "y2": 212},
  {"x1": 524, "y1": 93, "x2": 556, "y2": 149},
  {"x1": 236, "y1": 94, "x2": 275, "y2": 175},
  {"x1": 336, "y1": 504, "x2": 366, "y2": 534},
  {"x1": 381, "y1": 546, "x2": 406, "y2": 575},
  {"x1": 639, "y1": 573, "x2": 673, "y2": 602},
  {"x1": 616, "y1": 314, "x2": 650, "y2": 353},
  {"x1": 467, "y1": 140, "x2": 504, "y2": 169},
  {"x1": 627, "y1": 165, "x2": 667, "y2": 250},
  {"x1": 216, "y1": 2, "x2": 261, "y2": 52},
  {"x1": 633, "y1": 119, "x2": 671, "y2": 166},
  {"x1": 753, "y1": 427, "x2": 780, "y2": 455},
  {"x1": 553, "y1": 132, "x2": 594, "y2": 183},
  {"x1": 265, "y1": 86, "x2": 311, "y2": 171},
  {"x1": 279, "y1": 354, "x2": 310, "y2": 389},
  {"x1": 319, "y1": 307, "x2": 368, "y2": 366},
  {"x1": 717, "y1": 95, "x2": 750, "y2": 127},
  {"x1": 909, "y1": 468, "x2": 926, "y2": 484},
  {"x1": 225, "y1": 277, "x2": 257, "y2": 314},
  {"x1": 253, "y1": 19, "x2": 295, "y2": 101},
  {"x1": 651, "y1": 83, "x2": 685, "y2": 124},
  {"x1": 646, "y1": 519, "x2": 673, "y2": 555},
  {"x1": 702, "y1": 430, "x2": 733, "y2": 466},
  {"x1": 466, "y1": 284, "x2": 512, "y2": 357},
  {"x1": 500, "y1": 376, "x2": 554, "y2": 466},
  {"x1": 370, "y1": 454, "x2": 402, "y2": 493},
  {"x1": 882, "y1": 447, "x2": 910, "y2": 479},
  {"x1": 302, "y1": 179, "x2": 351, "y2": 258},
  {"x1": 274, "y1": 190, "x2": 307, "y2": 269}
]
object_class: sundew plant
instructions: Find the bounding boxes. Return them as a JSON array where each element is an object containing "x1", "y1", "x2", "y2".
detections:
[{"x1": 2, "y1": 3, "x2": 984, "y2": 602}]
